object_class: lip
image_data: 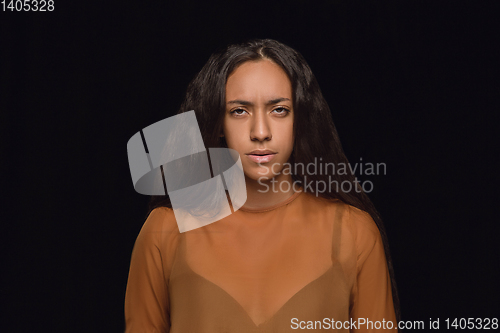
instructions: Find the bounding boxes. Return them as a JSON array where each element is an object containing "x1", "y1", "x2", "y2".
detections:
[{"x1": 245, "y1": 149, "x2": 277, "y2": 164}]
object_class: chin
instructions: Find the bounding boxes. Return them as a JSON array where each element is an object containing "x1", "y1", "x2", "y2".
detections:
[
  {"x1": 246, "y1": 168, "x2": 280, "y2": 184},
  {"x1": 242, "y1": 159, "x2": 289, "y2": 182}
]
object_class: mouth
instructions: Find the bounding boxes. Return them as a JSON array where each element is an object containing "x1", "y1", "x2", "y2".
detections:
[{"x1": 246, "y1": 152, "x2": 277, "y2": 164}]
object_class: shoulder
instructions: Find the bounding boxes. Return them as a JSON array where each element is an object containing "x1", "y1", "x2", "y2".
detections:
[
  {"x1": 145, "y1": 207, "x2": 179, "y2": 230},
  {"x1": 328, "y1": 202, "x2": 382, "y2": 257},
  {"x1": 138, "y1": 207, "x2": 180, "y2": 245},
  {"x1": 344, "y1": 205, "x2": 380, "y2": 239},
  {"x1": 312, "y1": 195, "x2": 378, "y2": 235}
]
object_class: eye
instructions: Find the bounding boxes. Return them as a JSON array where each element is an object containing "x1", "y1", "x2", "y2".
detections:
[
  {"x1": 272, "y1": 107, "x2": 291, "y2": 116},
  {"x1": 230, "y1": 108, "x2": 248, "y2": 117}
]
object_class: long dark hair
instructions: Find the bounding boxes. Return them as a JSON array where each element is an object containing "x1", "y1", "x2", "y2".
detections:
[{"x1": 148, "y1": 38, "x2": 400, "y2": 322}]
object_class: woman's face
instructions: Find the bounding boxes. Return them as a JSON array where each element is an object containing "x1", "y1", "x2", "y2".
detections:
[{"x1": 223, "y1": 59, "x2": 294, "y2": 182}]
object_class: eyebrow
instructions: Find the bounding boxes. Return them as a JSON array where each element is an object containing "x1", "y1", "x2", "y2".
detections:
[{"x1": 227, "y1": 97, "x2": 291, "y2": 106}]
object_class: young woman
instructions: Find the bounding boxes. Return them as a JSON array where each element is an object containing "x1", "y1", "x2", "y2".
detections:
[{"x1": 125, "y1": 38, "x2": 400, "y2": 332}]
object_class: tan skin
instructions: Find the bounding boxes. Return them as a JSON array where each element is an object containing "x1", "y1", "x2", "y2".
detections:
[{"x1": 222, "y1": 59, "x2": 297, "y2": 210}]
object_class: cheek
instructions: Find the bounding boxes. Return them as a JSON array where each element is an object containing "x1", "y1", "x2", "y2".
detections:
[
  {"x1": 222, "y1": 120, "x2": 235, "y2": 146},
  {"x1": 223, "y1": 119, "x2": 247, "y2": 150},
  {"x1": 282, "y1": 125, "x2": 295, "y2": 152},
  {"x1": 224, "y1": 131, "x2": 244, "y2": 152}
]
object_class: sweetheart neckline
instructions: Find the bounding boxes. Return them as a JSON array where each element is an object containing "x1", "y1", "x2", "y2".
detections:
[{"x1": 179, "y1": 262, "x2": 336, "y2": 328}]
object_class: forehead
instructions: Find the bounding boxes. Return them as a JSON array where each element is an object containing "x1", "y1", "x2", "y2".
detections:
[{"x1": 225, "y1": 60, "x2": 292, "y2": 100}]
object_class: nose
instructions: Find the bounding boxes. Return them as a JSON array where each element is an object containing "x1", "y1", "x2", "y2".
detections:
[{"x1": 250, "y1": 110, "x2": 272, "y2": 142}]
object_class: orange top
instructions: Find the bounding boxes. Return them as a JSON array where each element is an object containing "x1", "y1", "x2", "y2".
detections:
[{"x1": 125, "y1": 190, "x2": 397, "y2": 332}]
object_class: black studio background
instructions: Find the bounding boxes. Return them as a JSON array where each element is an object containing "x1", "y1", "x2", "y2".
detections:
[{"x1": 2, "y1": 1, "x2": 498, "y2": 332}]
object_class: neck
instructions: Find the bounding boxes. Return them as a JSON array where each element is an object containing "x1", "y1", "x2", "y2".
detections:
[{"x1": 241, "y1": 172, "x2": 296, "y2": 210}]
